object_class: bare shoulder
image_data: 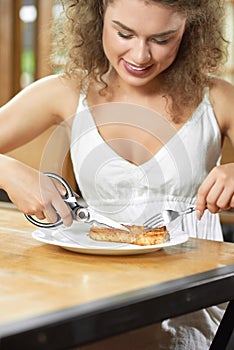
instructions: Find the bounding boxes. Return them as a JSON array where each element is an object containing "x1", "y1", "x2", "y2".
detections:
[
  {"x1": 27, "y1": 74, "x2": 81, "y2": 121},
  {"x1": 0, "y1": 74, "x2": 82, "y2": 152},
  {"x1": 2, "y1": 74, "x2": 81, "y2": 124},
  {"x1": 51, "y1": 74, "x2": 81, "y2": 121},
  {"x1": 209, "y1": 77, "x2": 234, "y2": 134}
]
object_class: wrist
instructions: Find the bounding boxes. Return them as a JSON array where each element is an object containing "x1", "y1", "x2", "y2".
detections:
[{"x1": 0, "y1": 155, "x2": 17, "y2": 189}]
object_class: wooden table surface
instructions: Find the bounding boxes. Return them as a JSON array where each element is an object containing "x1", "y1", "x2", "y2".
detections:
[
  {"x1": 0, "y1": 204, "x2": 234, "y2": 349},
  {"x1": 0, "y1": 205, "x2": 233, "y2": 323}
]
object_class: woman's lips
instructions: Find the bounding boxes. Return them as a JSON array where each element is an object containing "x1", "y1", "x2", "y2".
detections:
[{"x1": 122, "y1": 60, "x2": 153, "y2": 76}]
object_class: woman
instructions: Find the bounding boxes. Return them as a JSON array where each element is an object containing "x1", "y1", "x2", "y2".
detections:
[{"x1": 0, "y1": 0, "x2": 233, "y2": 348}]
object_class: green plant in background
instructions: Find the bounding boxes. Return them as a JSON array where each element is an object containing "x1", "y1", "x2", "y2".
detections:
[
  {"x1": 21, "y1": 50, "x2": 35, "y2": 87},
  {"x1": 21, "y1": 50, "x2": 35, "y2": 76}
]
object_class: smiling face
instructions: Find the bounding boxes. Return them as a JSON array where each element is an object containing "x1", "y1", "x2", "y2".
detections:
[{"x1": 102, "y1": 0, "x2": 186, "y2": 89}]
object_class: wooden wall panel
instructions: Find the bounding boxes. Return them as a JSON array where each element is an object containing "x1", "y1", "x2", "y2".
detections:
[
  {"x1": 0, "y1": 0, "x2": 14, "y2": 105},
  {"x1": 35, "y1": 0, "x2": 54, "y2": 78}
]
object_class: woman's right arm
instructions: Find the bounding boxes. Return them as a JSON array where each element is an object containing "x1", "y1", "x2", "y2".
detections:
[
  {"x1": 0, "y1": 75, "x2": 68, "y2": 153},
  {"x1": 0, "y1": 74, "x2": 79, "y2": 225},
  {"x1": 0, "y1": 154, "x2": 73, "y2": 226}
]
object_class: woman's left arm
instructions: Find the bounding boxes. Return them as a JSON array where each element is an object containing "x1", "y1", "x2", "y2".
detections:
[{"x1": 196, "y1": 78, "x2": 234, "y2": 219}]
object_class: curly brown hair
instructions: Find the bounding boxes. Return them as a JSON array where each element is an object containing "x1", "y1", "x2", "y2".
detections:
[{"x1": 53, "y1": 0, "x2": 228, "y2": 117}]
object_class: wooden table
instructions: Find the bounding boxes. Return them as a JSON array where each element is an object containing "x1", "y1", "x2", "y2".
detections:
[{"x1": 0, "y1": 205, "x2": 234, "y2": 349}]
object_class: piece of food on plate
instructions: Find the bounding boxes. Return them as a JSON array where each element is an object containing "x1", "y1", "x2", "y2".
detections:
[{"x1": 89, "y1": 225, "x2": 169, "y2": 246}]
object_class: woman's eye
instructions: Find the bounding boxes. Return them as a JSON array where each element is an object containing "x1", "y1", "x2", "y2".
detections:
[
  {"x1": 151, "y1": 38, "x2": 170, "y2": 45},
  {"x1": 117, "y1": 31, "x2": 132, "y2": 39}
]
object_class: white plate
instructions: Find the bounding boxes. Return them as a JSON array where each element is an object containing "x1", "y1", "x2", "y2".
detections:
[{"x1": 32, "y1": 222, "x2": 189, "y2": 256}]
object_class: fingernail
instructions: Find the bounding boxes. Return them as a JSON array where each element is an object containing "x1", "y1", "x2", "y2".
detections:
[{"x1": 196, "y1": 210, "x2": 202, "y2": 220}]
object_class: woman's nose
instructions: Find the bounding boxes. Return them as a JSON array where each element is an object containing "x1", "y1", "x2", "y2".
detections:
[{"x1": 130, "y1": 39, "x2": 151, "y2": 65}]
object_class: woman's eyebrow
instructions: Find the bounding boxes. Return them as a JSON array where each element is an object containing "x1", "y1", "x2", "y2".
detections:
[{"x1": 112, "y1": 20, "x2": 178, "y2": 37}]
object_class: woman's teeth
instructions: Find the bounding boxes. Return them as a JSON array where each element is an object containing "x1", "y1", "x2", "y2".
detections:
[{"x1": 127, "y1": 63, "x2": 149, "y2": 71}]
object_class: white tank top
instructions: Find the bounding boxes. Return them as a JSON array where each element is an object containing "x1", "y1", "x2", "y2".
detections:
[{"x1": 70, "y1": 93, "x2": 223, "y2": 241}]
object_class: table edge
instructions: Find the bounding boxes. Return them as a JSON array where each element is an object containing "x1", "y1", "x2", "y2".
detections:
[{"x1": 1, "y1": 264, "x2": 234, "y2": 349}]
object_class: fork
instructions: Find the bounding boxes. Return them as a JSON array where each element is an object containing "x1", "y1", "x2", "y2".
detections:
[{"x1": 144, "y1": 207, "x2": 196, "y2": 229}]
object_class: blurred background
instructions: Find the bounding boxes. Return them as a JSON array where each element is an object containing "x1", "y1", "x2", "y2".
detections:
[{"x1": 0, "y1": 0, "x2": 233, "y2": 239}]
